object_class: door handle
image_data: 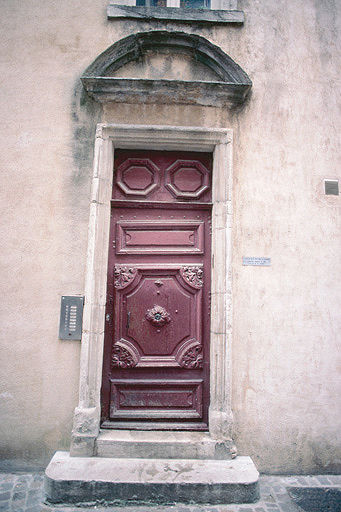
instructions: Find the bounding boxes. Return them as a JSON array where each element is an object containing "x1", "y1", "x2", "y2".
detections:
[{"x1": 127, "y1": 311, "x2": 131, "y2": 329}]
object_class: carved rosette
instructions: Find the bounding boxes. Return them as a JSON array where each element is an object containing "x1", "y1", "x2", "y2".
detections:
[
  {"x1": 114, "y1": 265, "x2": 137, "y2": 289},
  {"x1": 111, "y1": 343, "x2": 138, "y2": 368},
  {"x1": 180, "y1": 266, "x2": 203, "y2": 289},
  {"x1": 145, "y1": 304, "x2": 171, "y2": 327},
  {"x1": 179, "y1": 345, "x2": 203, "y2": 369}
]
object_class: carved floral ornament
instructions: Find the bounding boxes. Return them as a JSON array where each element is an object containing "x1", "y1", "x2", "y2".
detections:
[
  {"x1": 111, "y1": 340, "x2": 139, "y2": 368},
  {"x1": 114, "y1": 265, "x2": 137, "y2": 289},
  {"x1": 111, "y1": 341, "x2": 203, "y2": 369},
  {"x1": 111, "y1": 338, "x2": 203, "y2": 370},
  {"x1": 175, "y1": 338, "x2": 204, "y2": 369},
  {"x1": 180, "y1": 345, "x2": 203, "y2": 369},
  {"x1": 145, "y1": 304, "x2": 171, "y2": 327},
  {"x1": 112, "y1": 344, "x2": 137, "y2": 368},
  {"x1": 180, "y1": 266, "x2": 203, "y2": 289}
]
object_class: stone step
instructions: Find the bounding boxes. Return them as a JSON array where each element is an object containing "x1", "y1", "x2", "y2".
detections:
[
  {"x1": 96, "y1": 429, "x2": 237, "y2": 460},
  {"x1": 44, "y1": 451, "x2": 259, "y2": 506}
]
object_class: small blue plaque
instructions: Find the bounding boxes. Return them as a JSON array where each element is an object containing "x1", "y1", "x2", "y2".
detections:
[{"x1": 242, "y1": 257, "x2": 271, "y2": 266}]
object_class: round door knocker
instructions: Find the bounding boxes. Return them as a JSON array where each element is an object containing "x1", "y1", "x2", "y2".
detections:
[{"x1": 145, "y1": 305, "x2": 171, "y2": 327}]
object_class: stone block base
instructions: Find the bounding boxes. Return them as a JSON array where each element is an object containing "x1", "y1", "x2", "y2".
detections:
[
  {"x1": 96, "y1": 429, "x2": 237, "y2": 459},
  {"x1": 44, "y1": 451, "x2": 259, "y2": 505}
]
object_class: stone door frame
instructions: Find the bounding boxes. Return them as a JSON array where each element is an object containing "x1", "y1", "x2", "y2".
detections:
[{"x1": 70, "y1": 124, "x2": 234, "y2": 457}]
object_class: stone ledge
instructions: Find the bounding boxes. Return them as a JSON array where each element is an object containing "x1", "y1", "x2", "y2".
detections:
[
  {"x1": 96, "y1": 429, "x2": 237, "y2": 459},
  {"x1": 44, "y1": 451, "x2": 259, "y2": 505},
  {"x1": 81, "y1": 77, "x2": 251, "y2": 107},
  {"x1": 107, "y1": 5, "x2": 244, "y2": 24}
]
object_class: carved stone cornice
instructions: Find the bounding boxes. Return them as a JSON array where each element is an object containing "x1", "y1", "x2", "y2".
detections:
[{"x1": 81, "y1": 32, "x2": 251, "y2": 108}]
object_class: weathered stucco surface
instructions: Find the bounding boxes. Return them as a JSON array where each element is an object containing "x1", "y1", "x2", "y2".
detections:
[{"x1": 0, "y1": 0, "x2": 340, "y2": 472}]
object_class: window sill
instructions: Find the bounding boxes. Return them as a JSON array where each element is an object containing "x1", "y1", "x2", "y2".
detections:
[{"x1": 107, "y1": 5, "x2": 244, "y2": 24}]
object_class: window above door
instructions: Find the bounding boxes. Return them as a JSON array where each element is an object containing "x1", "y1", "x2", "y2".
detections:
[
  {"x1": 107, "y1": 0, "x2": 244, "y2": 24},
  {"x1": 136, "y1": 0, "x2": 210, "y2": 7}
]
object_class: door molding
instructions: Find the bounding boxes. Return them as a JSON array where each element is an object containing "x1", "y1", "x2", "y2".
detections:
[{"x1": 70, "y1": 124, "x2": 233, "y2": 456}]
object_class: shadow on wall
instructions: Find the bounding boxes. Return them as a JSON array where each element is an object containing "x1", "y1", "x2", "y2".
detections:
[{"x1": 70, "y1": 79, "x2": 102, "y2": 187}]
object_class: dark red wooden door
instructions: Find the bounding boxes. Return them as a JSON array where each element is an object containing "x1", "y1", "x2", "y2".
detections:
[{"x1": 101, "y1": 150, "x2": 212, "y2": 430}]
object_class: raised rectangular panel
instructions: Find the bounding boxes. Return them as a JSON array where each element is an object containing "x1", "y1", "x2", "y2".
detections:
[
  {"x1": 113, "y1": 266, "x2": 202, "y2": 362},
  {"x1": 116, "y1": 220, "x2": 204, "y2": 254},
  {"x1": 110, "y1": 379, "x2": 203, "y2": 419}
]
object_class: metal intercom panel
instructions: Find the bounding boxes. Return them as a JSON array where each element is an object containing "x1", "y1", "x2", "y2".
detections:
[{"x1": 59, "y1": 296, "x2": 84, "y2": 340}]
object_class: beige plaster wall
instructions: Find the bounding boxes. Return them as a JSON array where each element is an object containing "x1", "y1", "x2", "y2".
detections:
[{"x1": 0, "y1": 0, "x2": 340, "y2": 472}]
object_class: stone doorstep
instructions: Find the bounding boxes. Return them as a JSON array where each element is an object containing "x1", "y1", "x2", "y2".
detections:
[
  {"x1": 44, "y1": 451, "x2": 259, "y2": 505},
  {"x1": 96, "y1": 429, "x2": 237, "y2": 460}
]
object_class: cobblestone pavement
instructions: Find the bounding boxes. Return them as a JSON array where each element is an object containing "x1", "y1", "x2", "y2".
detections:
[{"x1": 0, "y1": 472, "x2": 340, "y2": 512}]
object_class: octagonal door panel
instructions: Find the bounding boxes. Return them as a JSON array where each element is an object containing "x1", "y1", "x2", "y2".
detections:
[{"x1": 102, "y1": 150, "x2": 212, "y2": 430}]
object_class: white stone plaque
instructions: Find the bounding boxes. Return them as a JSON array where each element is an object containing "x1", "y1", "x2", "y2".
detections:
[{"x1": 242, "y1": 257, "x2": 271, "y2": 266}]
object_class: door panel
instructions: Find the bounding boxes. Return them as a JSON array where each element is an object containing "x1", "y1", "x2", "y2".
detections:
[
  {"x1": 113, "y1": 265, "x2": 202, "y2": 366},
  {"x1": 110, "y1": 379, "x2": 203, "y2": 420},
  {"x1": 112, "y1": 150, "x2": 212, "y2": 203},
  {"x1": 101, "y1": 150, "x2": 212, "y2": 430},
  {"x1": 116, "y1": 220, "x2": 204, "y2": 255}
]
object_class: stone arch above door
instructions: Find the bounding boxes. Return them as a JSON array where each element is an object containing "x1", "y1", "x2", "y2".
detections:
[{"x1": 81, "y1": 31, "x2": 252, "y2": 107}]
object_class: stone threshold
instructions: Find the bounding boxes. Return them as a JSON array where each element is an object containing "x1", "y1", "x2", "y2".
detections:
[
  {"x1": 44, "y1": 451, "x2": 259, "y2": 505},
  {"x1": 96, "y1": 429, "x2": 237, "y2": 459}
]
